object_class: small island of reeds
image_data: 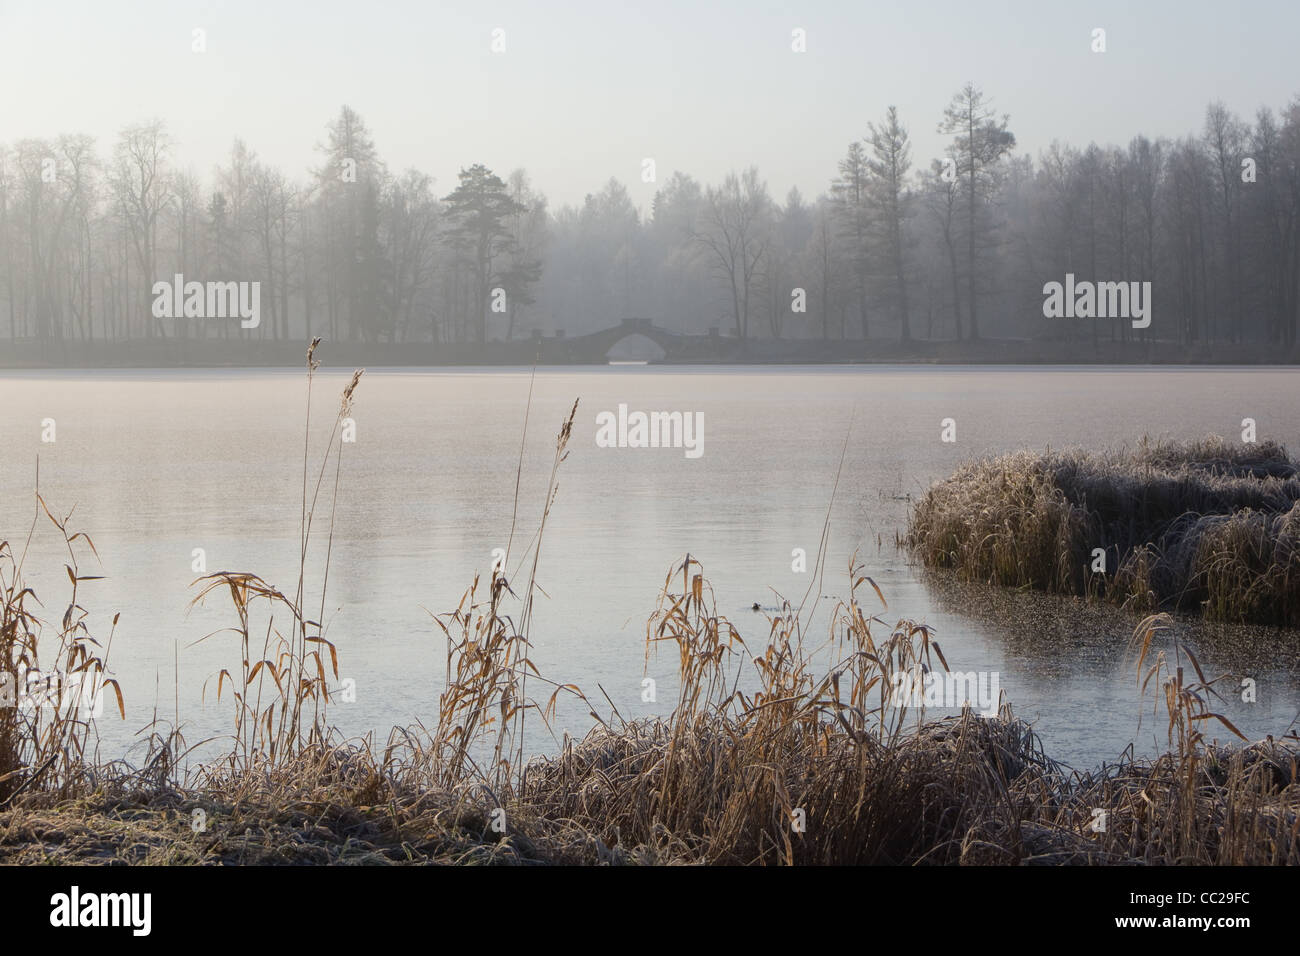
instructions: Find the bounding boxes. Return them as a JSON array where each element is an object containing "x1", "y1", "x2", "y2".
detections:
[{"x1": 908, "y1": 437, "x2": 1300, "y2": 627}]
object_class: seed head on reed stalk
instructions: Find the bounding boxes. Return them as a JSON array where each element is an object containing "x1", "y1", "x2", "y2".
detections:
[
  {"x1": 190, "y1": 343, "x2": 359, "y2": 765},
  {"x1": 427, "y1": 398, "x2": 590, "y2": 794}
]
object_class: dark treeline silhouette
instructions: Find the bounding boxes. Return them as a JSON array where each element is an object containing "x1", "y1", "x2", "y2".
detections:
[{"x1": 2, "y1": 84, "x2": 1299, "y2": 358}]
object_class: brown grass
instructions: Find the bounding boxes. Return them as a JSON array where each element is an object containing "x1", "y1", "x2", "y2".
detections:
[
  {"x1": 0, "y1": 468, "x2": 124, "y2": 806},
  {"x1": 907, "y1": 436, "x2": 1300, "y2": 625}
]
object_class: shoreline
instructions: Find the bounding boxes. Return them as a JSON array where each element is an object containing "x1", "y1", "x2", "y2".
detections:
[
  {"x1": 1, "y1": 336, "x2": 1297, "y2": 369},
  {"x1": 2, "y1": 713, "x2": 1295, "y2": 865}
]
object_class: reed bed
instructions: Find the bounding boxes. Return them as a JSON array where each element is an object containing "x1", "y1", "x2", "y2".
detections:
[
  {"x1": 2, "y1": 357, "x2": 1297, "y2": 865},
  {"x1": 907, "y1": 436, "x2": 1300, "y2": 626},
  {"x1": 4, "y1": 560, "x2": 1294, "y2": 864}
]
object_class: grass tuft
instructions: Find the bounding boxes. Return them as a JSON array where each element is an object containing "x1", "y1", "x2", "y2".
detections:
[{"x1": 907, "y1": 436, "x2": 1300, "y2": 625}]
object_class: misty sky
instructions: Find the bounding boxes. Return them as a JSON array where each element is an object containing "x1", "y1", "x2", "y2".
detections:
[{"x1": 1, "y1": 0, "x2": 1294, "y2": 212}]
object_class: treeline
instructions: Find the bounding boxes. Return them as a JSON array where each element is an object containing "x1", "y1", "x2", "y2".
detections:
[{"x1": 2, "y1": 84, "x2": 1298, "y2": 350}]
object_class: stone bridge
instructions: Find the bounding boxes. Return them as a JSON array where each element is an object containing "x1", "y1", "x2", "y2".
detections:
[{"x1": 526, "y1": 318, "x2": 727, "y2": 363}]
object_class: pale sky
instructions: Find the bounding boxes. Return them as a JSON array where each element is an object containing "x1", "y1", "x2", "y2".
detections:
[{"x1": 1, "y1": 0, "x2": 1294, "y2": 212}]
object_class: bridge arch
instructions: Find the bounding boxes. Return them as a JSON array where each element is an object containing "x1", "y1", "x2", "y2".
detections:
[{"x1": 605, "y1": 332, "x2": 667, "y2": 362}]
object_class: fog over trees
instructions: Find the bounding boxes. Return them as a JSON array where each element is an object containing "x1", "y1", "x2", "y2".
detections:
[{"x1": 2, "y1": 86, "x2": 1299, "y2": 351}]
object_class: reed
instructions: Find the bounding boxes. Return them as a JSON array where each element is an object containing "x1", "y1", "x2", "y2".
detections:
[
  {"x1": 188, "y1": 341, "x2": 362, "y2": 766},
  {"x1": 907, "y1": 436, "x2": 1300, "y2": 625},
  {"x1": 0, "y1": 467, "x2": 124, "y2": 808}
]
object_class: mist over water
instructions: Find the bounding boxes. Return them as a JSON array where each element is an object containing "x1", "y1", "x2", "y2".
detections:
[{"x1": 1, "y1": 364, "x2": 1297, "y2": 770}]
